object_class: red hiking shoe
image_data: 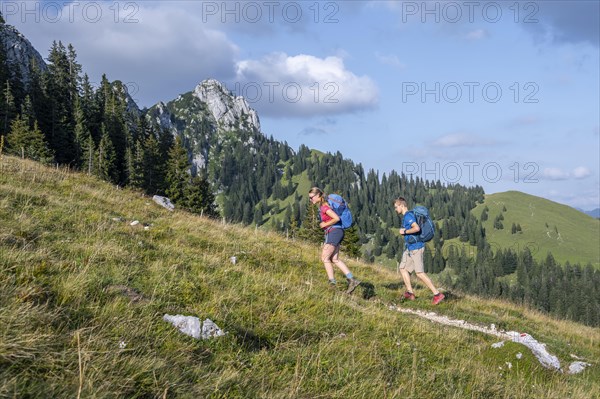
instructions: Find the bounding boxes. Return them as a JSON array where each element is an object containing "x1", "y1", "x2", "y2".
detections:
[
  {"x1": 403, "y1": 291, "x2": 415, "y2": 301},
  {"x1": 432, "y1": 293, "x2": 445, "y2": 305}
]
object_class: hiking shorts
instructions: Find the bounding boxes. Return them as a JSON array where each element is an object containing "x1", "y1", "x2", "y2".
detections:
[
  {"x1": 324, "y1": 228, "x2": 344, "y2": 246},
  {"x1": 399, "y1": 247, "x2": 425, "y2": 273}
]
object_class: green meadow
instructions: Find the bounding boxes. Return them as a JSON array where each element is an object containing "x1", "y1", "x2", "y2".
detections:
[{"x1": 1, "y1": 156, "x2": 598, "y2": 398}]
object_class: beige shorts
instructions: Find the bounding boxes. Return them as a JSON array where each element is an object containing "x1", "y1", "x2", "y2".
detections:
[{"x1": 399, "y1": 247, "x2": 425, "y2": 273}]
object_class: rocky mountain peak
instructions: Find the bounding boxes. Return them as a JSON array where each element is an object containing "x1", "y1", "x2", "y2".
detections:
[
  {"x1": 193, "y1": 79, "x2": 260, "y2": 132},
  {"x1": 0, "y1": 22, "x2": 48, "y2": 83}
]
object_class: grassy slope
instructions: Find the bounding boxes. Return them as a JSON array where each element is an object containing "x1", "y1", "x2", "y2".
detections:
[
  {"x1": 474, "y1": 191, "x2": 600, "y2": 268},
  {"x1": 1, "y1": 156, "x2": 599, "y2": 398}
]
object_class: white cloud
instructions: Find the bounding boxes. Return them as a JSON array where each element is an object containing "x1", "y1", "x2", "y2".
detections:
[
  {"x1": 375, "y1": 52, "x2": 406, "y2": 69},
  {"x1": 542, "y1": 168, "x2": 570, "y2": 180},
  {"x1": 431, "y1": 132, "x2": 497, "y2": 148},
  {"x1": 508, "y1": 115, "x2": 540, "y2": 127},
  {"x1": 572, "y1": 166, "x2": 591, "y2": 179},
  {"x1": 541, "y1": 166, "x2": 592, "y2": 180},
  {"x1": 233, "y1": 53, "x2": 379, "y2": 118},
  {"x1": 7, "y1": 2, "x2": 240, "y2": 107},
  {"x1": 299, "y1": 126, "x2": 328, "y2": 136},
  {"x1": 465, "y1": 29, "x2": 489, "y2": 41}
]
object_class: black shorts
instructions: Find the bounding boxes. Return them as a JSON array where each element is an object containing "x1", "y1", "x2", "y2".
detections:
[{"x1": 324, "y1": 228, "x2": 344, "y2": 246}]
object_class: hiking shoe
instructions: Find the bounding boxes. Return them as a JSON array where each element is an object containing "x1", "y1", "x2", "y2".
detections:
[
  {"x1": 346, "y1": 278, "x2": 361, "y2": 294},
  {"x1": 403, "y1": 291, "x2": 416, "y2": 301},
  {"x1": 432, "y1": 293, "x2": 445, "y2": 305}
]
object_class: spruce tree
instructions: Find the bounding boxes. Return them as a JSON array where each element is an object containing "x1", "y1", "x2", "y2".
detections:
[
  {"x1": 45, "y1": 41, "x2": 79, "y2": 164},
  {"x1": 165, "y1": 136, "x2": 190, "y2": 205},
  {"x1": 341, "y1": 225, "x2": 362, "y2": 259},
  {"x1": 81, "y1": 133, "x2": 95, "y2": 175},
  {"x1": 5, "y1": 116, "x2": 53, "y2": 164},
  {"x1": 142, "y1": 134, "x2": 165, "y2": 194},
  {"x1": 127, "y1": 140, "x2": 144, "y2": 188},
  {"x1": 96, "y1": 128, "x2": 117, "y2": 183},
  {"x1": 184, "y1": 174, "x2": 218, "y2": 217},
  {"x1": 20, "y1": 96, "x2": 35, "y2": 128},
  {"x1": 1, "y1": 81, "x2": 16, "y2": 136},
  {"x1": 26, "y1": 59, "x2": 50, "y2": 141},
  {"x1": 298, "y1": 200, "x2": 322, "y2": 244},
  {"x1": 0, "y1": 23, "x2": 8, "y2": 137},
  {"x1": 73, "y1": 97, "x2": 87, "y2": 168}
]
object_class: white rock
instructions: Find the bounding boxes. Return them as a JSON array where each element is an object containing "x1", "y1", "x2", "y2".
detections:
[
  {"x1": 163, "y1": 314, "x2": 226, "y2": 340},
  {"x1": 507, "y1": 332, "x2": 561, "y2": 371},
  {"x1": 153, "y1": 195, "x2": 175, "y2": 211},
  {"x1": 164, "y1": 314, "x2": 201, "y2": 339},
  {"x1": 567, "y1": 361, "x2": 591, "y2": 375}
]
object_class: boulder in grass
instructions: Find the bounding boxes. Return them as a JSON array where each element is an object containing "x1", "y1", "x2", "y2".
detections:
[
  {"x1": 163, "y1": 314, "x2": 226, "y2": 340},
  {"x1": 153, "y1": 195, "x2": 174, "y2": 211}
]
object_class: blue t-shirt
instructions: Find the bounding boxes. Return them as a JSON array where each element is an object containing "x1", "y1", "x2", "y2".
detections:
[{"x1": 403, "y1": 211, "x2": 425, "y2": 250}]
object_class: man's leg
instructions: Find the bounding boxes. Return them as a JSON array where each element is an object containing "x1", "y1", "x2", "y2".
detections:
[{"x1": 415, "y1": 272, "x2": 439, "y2": 295}]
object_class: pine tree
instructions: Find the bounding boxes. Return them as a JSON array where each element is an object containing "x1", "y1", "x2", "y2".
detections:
[
  {"x1": 298, "y1": 200, "x2": 322, "y2": 244},
  {"x1": 254, "y1": 206, "x2": 264, "y2": 226},
  {"x1": 165, "y1": 136, "x2": 190, "y2": 205},
  {"x1": 26, "y1": 59, "x2": 50, "y2": 141},
  {"x1": 127, "y1": 140, "x2": 144, "y2": 188},
  {"x1": 96, "y1": 128, "x2": 117, "y2": 183},
  {"x1": 20, "y1": 96, "x2": 35, "y2": 128},
  {"x1": 46, "y1": 41, "x2": 74, "y2": 162},
  {"x1": 81, "y1": 133, "x2": 95, "y2": 175},
  {"x1": 102, "y1": 81, "x2": 129, "y2": 183},
  {"x1": 1, "y1": 81, "x2": 16, "y2": 136},
  {"x1": 480, "y1": 206, "x2": 489, "y2": 221},
  {"x1": 342, "y1": 225, "x2": 362, "y2": 259},
  {"x1": 73, "y1": 97, "x2": 88, "y2": 168},
  {"x1": 142, "y1": 134, "x2": 164, "y2": 194},
  {"x1": 5, "y1": 116, "x2": 53, "y2": 163},
  {"x1": 184, "y1": 174, "x2": 218, "y2": 217},
  {"x1": 0, "y1": 23, "x2": 8, "y2": 137}
]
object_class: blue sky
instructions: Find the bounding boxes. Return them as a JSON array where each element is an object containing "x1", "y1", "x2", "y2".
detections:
[{"x1": 3, "y1": 1, "x2": 599, "y2": 210}]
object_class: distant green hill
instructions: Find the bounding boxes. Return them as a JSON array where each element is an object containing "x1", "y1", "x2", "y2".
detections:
[
  {"x1": 2, "y1": 156, "x2": 599, "y2": 398},
  {"x1": 474, "y1": 191, "x2": 600, "y2": 268}
]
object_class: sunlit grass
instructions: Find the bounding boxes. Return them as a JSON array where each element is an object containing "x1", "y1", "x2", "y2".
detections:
[{"x1": 0, "y1": 156, "x2": 598, "y2": 398}]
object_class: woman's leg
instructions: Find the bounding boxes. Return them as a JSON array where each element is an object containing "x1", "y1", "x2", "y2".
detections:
[
  {"x1": 321, "y1": 244, "x2": 337, "y2": 280},
  {"x1": 331, "y1": 245, "x2": 352, "y2": 275}
]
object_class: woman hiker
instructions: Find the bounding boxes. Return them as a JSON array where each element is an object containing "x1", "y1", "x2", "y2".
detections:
[{"x1": 308, "y1": 187, "x2": 361, "y2": 294}]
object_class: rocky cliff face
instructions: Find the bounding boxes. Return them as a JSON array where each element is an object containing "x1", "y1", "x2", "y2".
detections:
[
  {"x1": 192, "y1": 79, "x2": 260, "y2": 132},
  {"x1": 1, "y1": 23, "x2": 48, "y2": 83},
  {"x1": 147, "y1": 79, "x2": 263, "y2": 173}
]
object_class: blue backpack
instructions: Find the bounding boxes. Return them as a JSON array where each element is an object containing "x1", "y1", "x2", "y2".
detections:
[
  {"x1": 327, "y1": 194, "x2": 353, "y2": 229},
  {"x1": 406, "y1": 205, "x2": 435, "y2": 243}
]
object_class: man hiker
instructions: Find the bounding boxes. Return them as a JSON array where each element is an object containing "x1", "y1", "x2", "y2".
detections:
[{"x1": 394, "y1": 197, "x2": 445, "y2": 305}]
